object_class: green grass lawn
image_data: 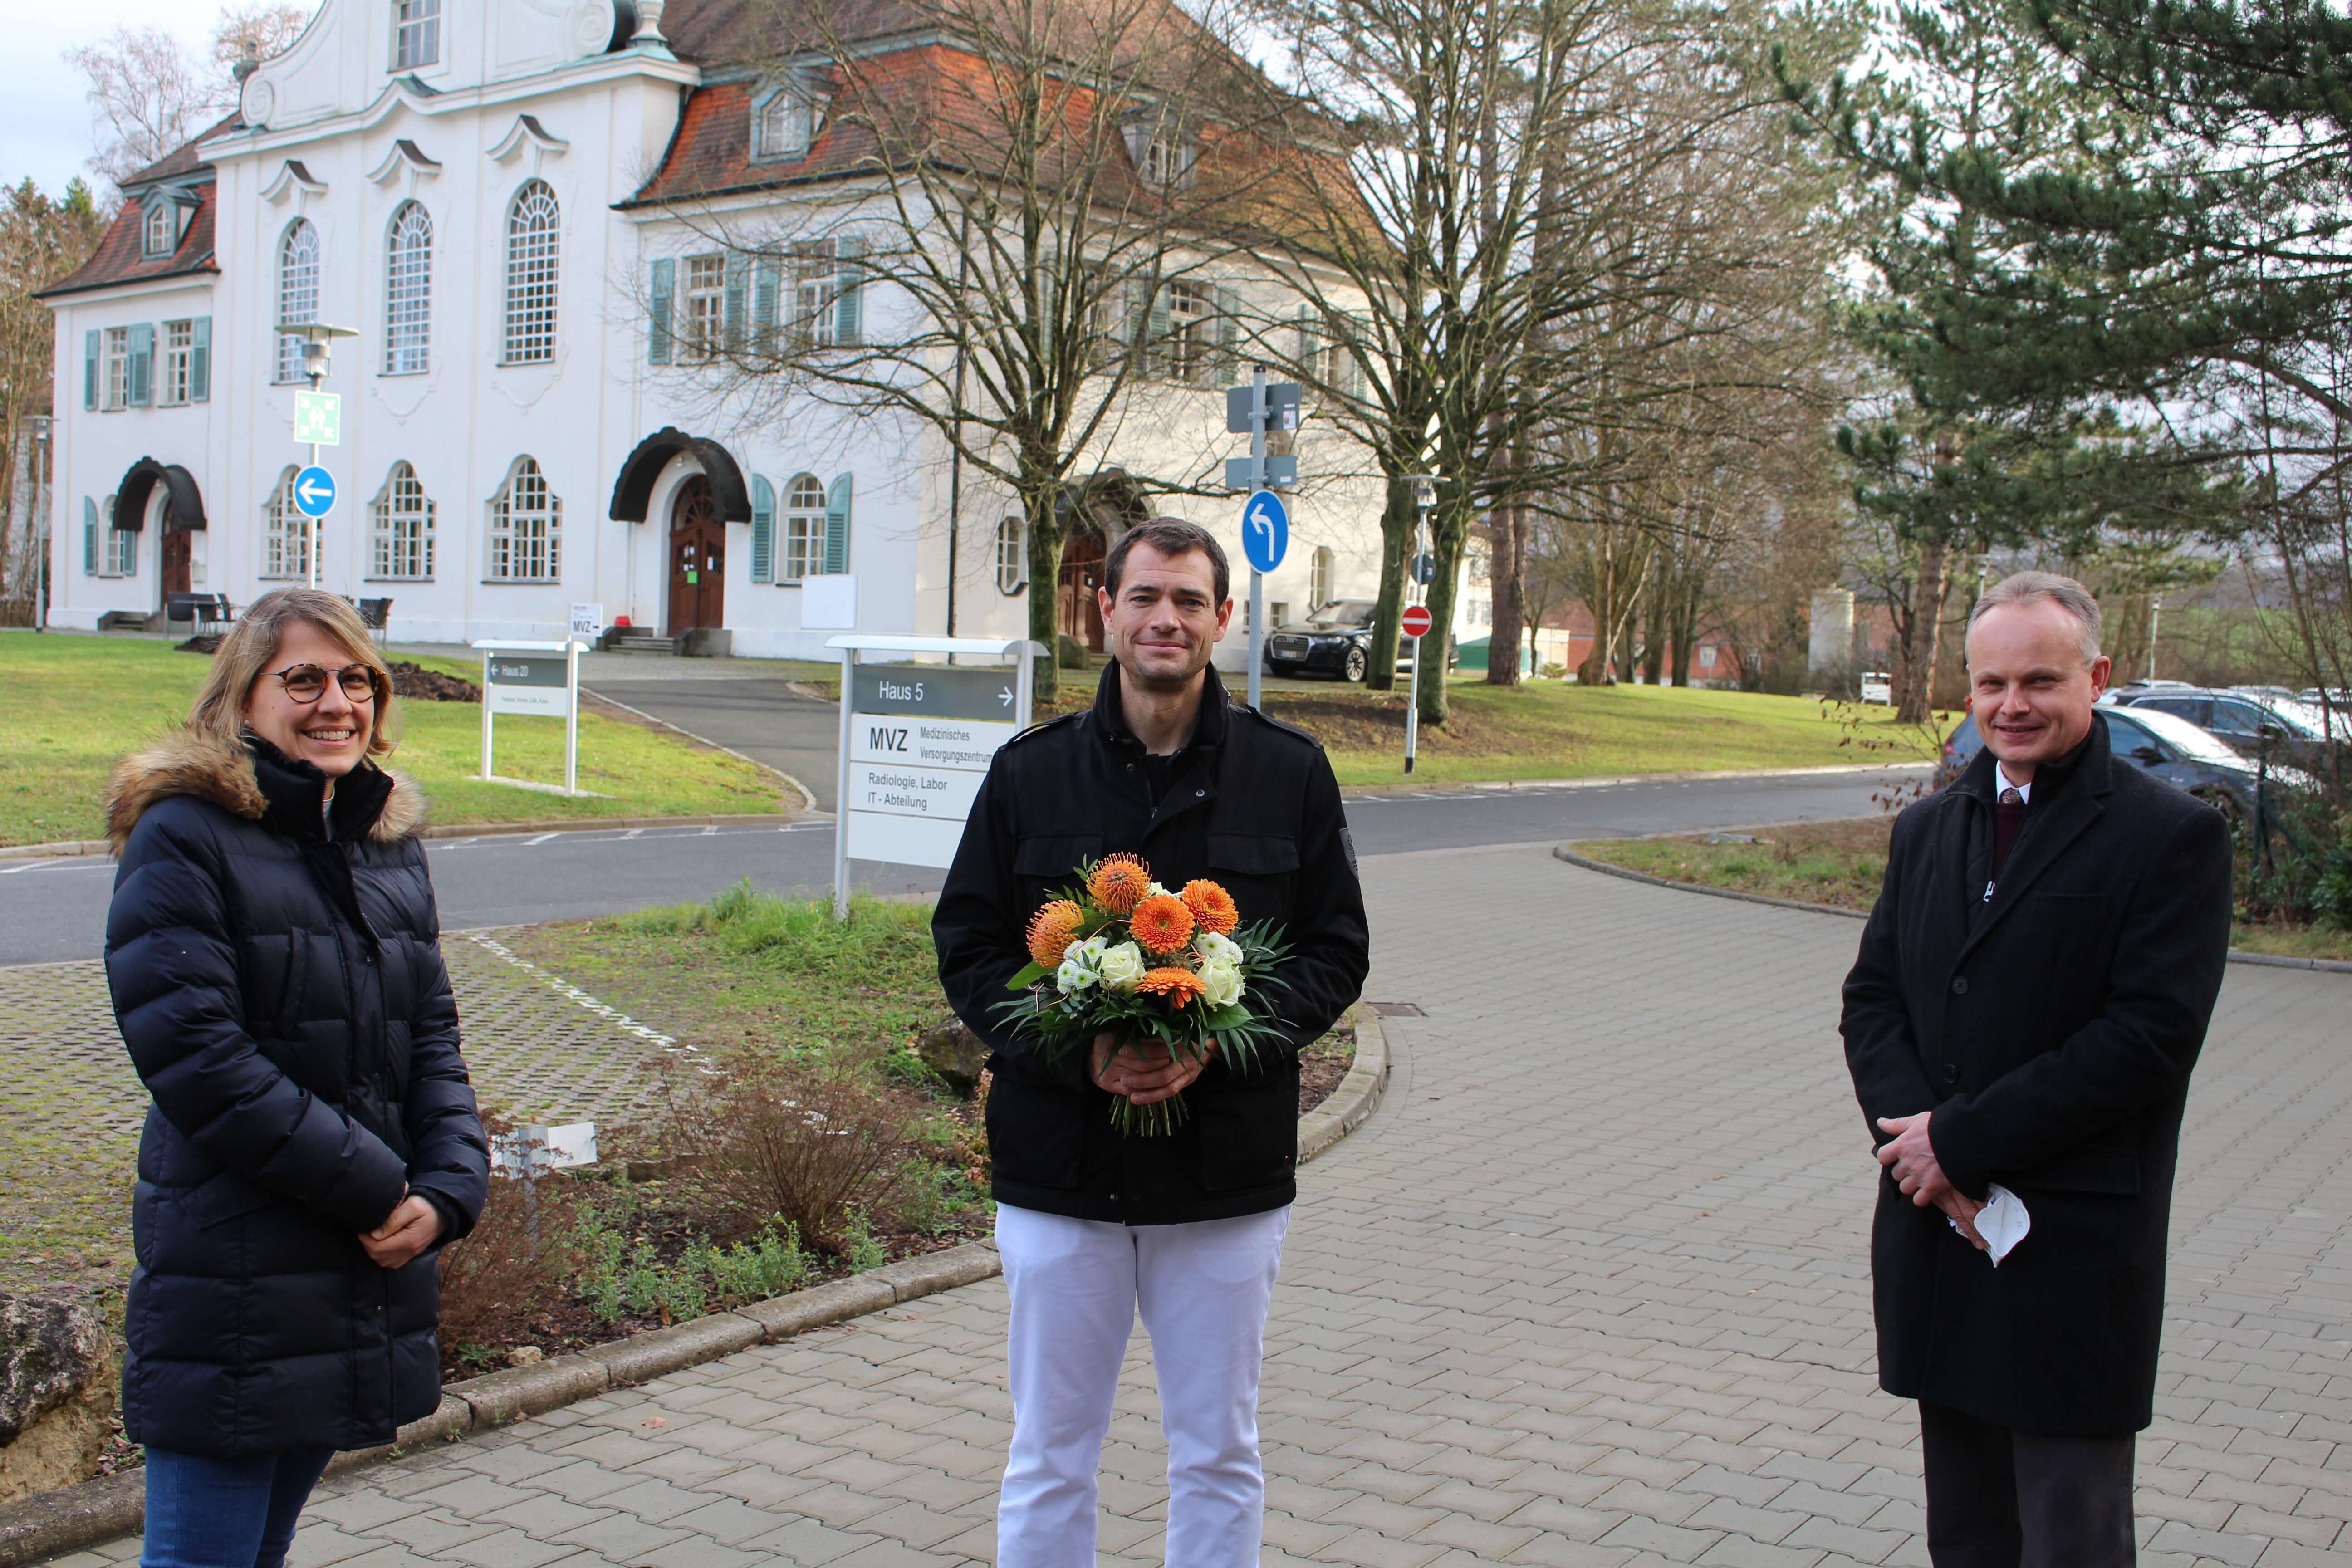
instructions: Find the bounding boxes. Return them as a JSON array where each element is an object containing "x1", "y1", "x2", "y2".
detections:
[
  {"x1": 1570, "y1": 817, "x2": 2352, "y2": 964},
  {"x1": 0, "y1": 631, "x2": 792, "y2": 847},
  {"x1": 1286, "y1": 680, "x2": 1948, "y2": 788}
]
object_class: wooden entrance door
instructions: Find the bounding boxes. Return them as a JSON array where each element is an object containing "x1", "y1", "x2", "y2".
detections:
[
  {"x1": 666, "y1": 476, "x2": 725, "y2": 632},
  {"x1": 1057, "y1": 528, "x2": 1105, "y2": 651},
  {"x1": 160, "y1": 524, "x2": 192, "y2": 598}
]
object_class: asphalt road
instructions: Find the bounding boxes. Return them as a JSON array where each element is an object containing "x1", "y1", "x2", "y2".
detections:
[
  {"x1": 0, "y1": 766, "x2": 1917, "y2": 966},
  {"x1": 586, "y1": 677, "x2": 840, "y2": 809}
]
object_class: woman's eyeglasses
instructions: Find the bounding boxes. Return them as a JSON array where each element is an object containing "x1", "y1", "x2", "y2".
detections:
[{"x1": 269, "y1": 663, "x2": 382, "y2": 703}]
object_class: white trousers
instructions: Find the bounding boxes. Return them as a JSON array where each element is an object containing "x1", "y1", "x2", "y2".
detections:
[{"x1": 995, "y1": 1203, "x2": 1292, "y2": 1568}]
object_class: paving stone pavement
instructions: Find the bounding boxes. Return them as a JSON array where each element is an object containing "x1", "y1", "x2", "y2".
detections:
[{"x1": 48, "y1": 845, "x2": 2352, "y2": 1568}]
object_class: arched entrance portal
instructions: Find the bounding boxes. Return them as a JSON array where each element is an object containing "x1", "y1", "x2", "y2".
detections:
[
  {"x1": 160, "y1": 500, "x2": 192, "y2": 598},
  {"x1": 668, "y1": 475, "x2": 725, "y2": 633},
  {"x1": 1054, "y1": 471, "x2": 1152, "y2": 653}
]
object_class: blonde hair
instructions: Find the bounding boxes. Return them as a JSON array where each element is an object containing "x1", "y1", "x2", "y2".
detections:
[{"x1": 189, "y1": 588, "x2": 402, "y2": 757}]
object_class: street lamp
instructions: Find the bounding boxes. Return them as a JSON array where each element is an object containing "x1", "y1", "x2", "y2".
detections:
[
  {"x1": 28, "y1": 416, "x2": 51, "y2": 632},
  {"x1": 274, "y1": 322, "x2": 356, "y2": 588}
]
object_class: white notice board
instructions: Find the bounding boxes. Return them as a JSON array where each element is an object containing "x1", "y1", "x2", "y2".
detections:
[{"x1": 827, "y1": 636, "x2": 1036, "y2": 911}]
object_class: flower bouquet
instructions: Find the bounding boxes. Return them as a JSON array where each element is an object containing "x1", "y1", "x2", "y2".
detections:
[{"x1": 997, "y1": 853, "x2": 1291, "y2": 1135}]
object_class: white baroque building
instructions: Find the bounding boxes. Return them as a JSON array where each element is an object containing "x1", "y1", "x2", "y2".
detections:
[{"x1": 37, "y1": 0, "x2": 1431, "y2": 666}]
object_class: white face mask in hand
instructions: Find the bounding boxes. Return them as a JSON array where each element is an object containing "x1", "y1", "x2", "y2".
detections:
[{"x1": 1951, "y1": 1184, "x2": 2032, "y2": 1266}]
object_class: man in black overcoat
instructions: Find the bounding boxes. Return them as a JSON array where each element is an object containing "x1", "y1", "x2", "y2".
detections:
[
  {"x1": 1842, "y1": 571, "x2": 2233, "y2": 1567},
  {"x1": 935, "y1": 518, "x2": 1369, "y2": 1568}
]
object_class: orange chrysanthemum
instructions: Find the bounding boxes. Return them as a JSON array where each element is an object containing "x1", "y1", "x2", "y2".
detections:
[
  {"x1": 1135, "y1": 967, "x2": 1208, "y2": 1008},
  {"x1": 1180, "y1": 879, "x2": 1239, "y2": 936},
  {"x1": 1026, "y1": 900, "x2": 1086, "y2": 966},
  {"x1": 1130, "y1": 892, "x2": 1196, "y2": 954},
  {"x1": 1085, "y1": 853, "x2": 1152, "y2": 915}
]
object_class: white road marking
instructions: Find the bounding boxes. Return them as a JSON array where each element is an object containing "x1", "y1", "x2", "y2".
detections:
[{"x1": 522, "y1": 833, "x2": 560, "y2": 846}]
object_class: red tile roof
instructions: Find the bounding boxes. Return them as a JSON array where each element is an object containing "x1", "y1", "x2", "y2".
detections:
[{"x1": 37, "y1": 181, "x2": 218, "y2": 300}]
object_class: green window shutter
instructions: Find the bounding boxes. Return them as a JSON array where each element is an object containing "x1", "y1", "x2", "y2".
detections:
[
  {"x1": 191, "y1": 316, "x2": 211, "y2": 402},
  {"x1": 1344, "y1": 314, "x2": 1368, "y2": 398},
  {"x1": 1122, "y1": 279, "x2": 1149, "y2": 370},
  {"x1": 750, "y1": 475, "x2": 774, "y2": 583},
  {"x1": 128, "y1": 323, "x2": 154, "y2": 406},
  {"x1": 823, "y1": 472, "x2": 851, "y2": 574},
  {"x1": 752, "y1": 257, "x2": 780, "y2": 355},
  {"x1": 833, "y1": 236, "x2": 864, "y2": 346},
  {"x1": 723, "y1": 252, "x2": 748, "y2": 353},
  {"x1": 1295, "y1": 304, "x2": 1316, "y2": 377},
  {"x1": 1215, "y1": 286, "x2": 1240, "y2": 382},
  {"x1": 1146, "y1": 285, "x2": 1171, "y2": 376},
  {"x1": 83, "y1": 330, "x2": 98, "y2": 410},
  {"x1": 83, "y1": 498, "x2": 98, "y2": 574},
  {"x1": 647, "y1": 257, "x2": 675, "y2": 365}
]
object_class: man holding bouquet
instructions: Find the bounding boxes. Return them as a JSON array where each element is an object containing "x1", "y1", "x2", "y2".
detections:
[{"x1": 936, "y1": 516, "x2": 1369, "y2": 1568}]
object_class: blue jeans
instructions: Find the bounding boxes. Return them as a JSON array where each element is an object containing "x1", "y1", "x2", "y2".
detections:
[{"x1": 141, "y1": 1446, "x2": 335, "y2": 1568}]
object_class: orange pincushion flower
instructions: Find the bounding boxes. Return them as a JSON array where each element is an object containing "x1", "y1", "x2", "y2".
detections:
[
  {"x1": 1135, "y1": 967, "x2": 1208, "y2": 1007},
  {"x1": 1180, "y1": 879, "x2": 1239, "y2": 936},
  {"x1": 1026, "y1": 900, "x2": 1086, "y2": 966},
  {"x1": 1130, "y1": 893, "x2": 1196, "y2": 954},
  {"x1": 1085, "y1": 853, "x2": 1152, "y2": 915}
]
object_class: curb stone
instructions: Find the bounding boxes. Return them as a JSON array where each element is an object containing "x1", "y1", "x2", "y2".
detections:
[
  {"x1": 0, "y1": 1058, "x2": 1377, "y2": 1568},
  {"x1": 1552, "y1": 843, "x2": 2352, "y2": 975},
  {"x1": 0, "y1": 814, "x2": 806, "y2": 863}
]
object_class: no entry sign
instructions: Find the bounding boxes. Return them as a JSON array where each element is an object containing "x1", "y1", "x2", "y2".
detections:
[{"x1": 1401, "y1": 603, "x2": 1434, "y2": 640}]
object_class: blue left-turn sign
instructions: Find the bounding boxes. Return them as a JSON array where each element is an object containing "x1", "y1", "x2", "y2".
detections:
[
  {"x1": 1241, "y1": 489, "x2": 1288, "y2": 573},
  {"x1": 292, "y1": 466, "x2": 337, "y2": 519}
]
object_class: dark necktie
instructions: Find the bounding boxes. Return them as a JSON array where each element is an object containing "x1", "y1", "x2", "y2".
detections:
[{"x1": 1993, "y1": 786, "x2": 2027, "y2": 881}]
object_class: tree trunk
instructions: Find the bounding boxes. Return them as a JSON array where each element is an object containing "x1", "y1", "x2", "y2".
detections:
[
  {"x1": 1486, "y1": 500, "x2": 1528, "y2": 686},
  {"x1": 1897, "y1": 537, "x2": 1948, "y2": 725},
  {"x1": 1417, "y1": 497, "x2": 1469, "y2": 725},
  {"x1": 1024, "y1": 487, "x2": 1068, "y2": 702},
  {"x1": 1640, "y1": 570, "x2": 1668, "y2": 686},
  {"x1": 1365, "y1": 478, "x2": 1414, "y2": 692},
  {"x1": 1669, "y1": 580, "x2": 1700, "y2": 688}
]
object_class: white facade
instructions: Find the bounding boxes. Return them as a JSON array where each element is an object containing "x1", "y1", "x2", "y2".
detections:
[{"x1": 42, "y1": 0, "x2": 1412, "y2": 666}]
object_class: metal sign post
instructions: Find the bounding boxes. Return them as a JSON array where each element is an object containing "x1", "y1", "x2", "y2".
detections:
[
  {"x1": 281, "y1": 321, "x2": 354, "y2": 588},
  {"x1": 472, "y1": 638, "x2": 587, "y2": 795},
  {"x1": 827, "y1": 634, "x2": 1037, "y2": 917},
  {"x1": 1402, "y1": 477, "x2": 1436, "y2": 774},
  {"x1": 1225, "y1": 369, "x2": 1300, "y2": 710}
]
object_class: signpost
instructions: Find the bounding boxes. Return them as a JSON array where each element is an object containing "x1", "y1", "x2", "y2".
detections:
[
  {"x1": 471, "y1": 638, "x2": 588, "y2": 795},
  {"x1": 570, "y1": 603, "x2": 605, "y2": 642},
  {"x1": 1224, "y1": 367, "x2": 1302, "y2": 710},
  {"x1": 828, "y1": 634, "x2": 1036, "y2": 916},
  {"x1": 279, "y1": 324, "x2": 354, "y2": 588},
  {"x1": 1402, "y1": 477, "x2": 1437, "y2": 773}
]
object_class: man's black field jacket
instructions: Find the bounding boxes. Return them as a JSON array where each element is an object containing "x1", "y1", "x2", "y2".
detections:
[{"x1": 935, "y1": 663, "x2": 1370, "y2": 1225}]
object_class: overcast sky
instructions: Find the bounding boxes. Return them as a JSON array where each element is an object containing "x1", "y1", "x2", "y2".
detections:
[{"x1": 4, "y1": 0, "x2": 210, "y2": 199}]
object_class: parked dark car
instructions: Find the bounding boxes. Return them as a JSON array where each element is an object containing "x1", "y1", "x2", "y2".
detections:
[
  {"x1": 1939, "y1": 706, "x2": 2309, "y2": 825},
  {"x1": 2109, "y1": 685, "x2": 2337, "y2": 774},
  {"x1": 1264, "y1": 599, "x2": 1378, "y2": 682}
]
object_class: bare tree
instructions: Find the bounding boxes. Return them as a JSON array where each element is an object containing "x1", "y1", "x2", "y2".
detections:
[
  {"x1": 664, "y1": 0, "x2": 1297, "y2": 695},
  {"x1": 65, "y1": 3, "x2": 313, "y2": 189},
  {"x1": 0, "y1": 179, "x2": 107, "y2": 625}
]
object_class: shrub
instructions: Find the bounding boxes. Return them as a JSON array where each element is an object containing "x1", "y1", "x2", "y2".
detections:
[
  {"x1": 436, "y1": 1125, "x2": 574, "y2": 1345},
  {"x1": 664, "y1": 1055, "x2": 906, "y2": 1256}
]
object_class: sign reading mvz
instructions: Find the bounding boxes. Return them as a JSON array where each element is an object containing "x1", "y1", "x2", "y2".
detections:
[{"x1": 844, "y1": 664, "x2": 1023, "y2": 867}]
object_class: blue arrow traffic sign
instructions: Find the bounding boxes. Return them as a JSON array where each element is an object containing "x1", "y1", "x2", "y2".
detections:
[
  {"x1": 1242, "y1": 489, "x2": 1288, "y2": 573},
  {"x1": 292, "y1": 465, "x2": 337, "y2": 519}
]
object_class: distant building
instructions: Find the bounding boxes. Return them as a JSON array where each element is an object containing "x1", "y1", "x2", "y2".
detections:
[{"x1": 37, "y1": 0, "x2": 1433, "y2": 664}]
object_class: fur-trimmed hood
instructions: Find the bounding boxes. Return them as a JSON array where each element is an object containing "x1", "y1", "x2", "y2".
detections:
[{"x1": 106, "y1": 730, "x2": 426, "y2": 853}]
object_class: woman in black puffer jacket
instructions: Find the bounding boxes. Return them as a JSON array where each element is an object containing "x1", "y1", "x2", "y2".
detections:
[{"x1": 104, "y1": 588, "x2": 487, "y2": 1568}]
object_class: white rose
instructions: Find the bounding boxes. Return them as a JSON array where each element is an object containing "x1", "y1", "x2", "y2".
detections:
[
  {"x1": 1096, "y1": 941, "x2": 1147, "y2": 992},
  {"x1": 1196, "y1": 931, "x2": 1244, "y2": 967},
  {"x1": 1196, "y1": 957, "x2": 1244, "y2": 1008}
]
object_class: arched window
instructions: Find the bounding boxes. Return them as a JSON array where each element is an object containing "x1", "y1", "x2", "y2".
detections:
[
  {"x1": 756, "y1": 91, "x2": 822, "y2": 159},
  {"x1": 275, "y1": 220, "x2": 321, "y2": 383},
  {"x1": 1309, "y1": 544, "x2": 1333, "y2": 610},
  {"x1": 370, "y1": 461, "x2": 435, "y2": 579},
  {"x1": 384, "y1": 202, "x2": 432, "y2": 374},
  {"x1": 996, "y1": 516, "x2": 1025, "y2": 594},
  {"x1": 782, "y1": 474, "x2": 825, "y2": 583},
  {"x1": 488, "y1": 456, "x2": 561, "y2": 580},
  {"x1": 502, "y1": 181, "x2": 560, "y2": 364},
  {"x1": 144, "y1": 202, "x2": 176, "y2": 257},
  {"x1": 261, "y1": 468, "x2": 310, "y2": 578}
]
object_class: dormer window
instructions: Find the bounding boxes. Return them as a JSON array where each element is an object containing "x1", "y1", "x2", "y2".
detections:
[
  {"x1": 393, "y1": 0, "x2": 441, "y2": 69},
  {"x1": 1123, "y1": 116, "x2": 1196, "y2": 189},
  {"x1": 143, "y1": 202, "x2": 178, "y2": 257},
  {"x1": 754, "y1": 86, "x2": 823, "y2": 161}
]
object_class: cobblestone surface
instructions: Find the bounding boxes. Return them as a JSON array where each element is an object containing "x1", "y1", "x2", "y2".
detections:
[
  {"x1": 0, "y1": 934, "x2": 684, "y2": 1268},
  {"x1": 42, "y1": 845, "x2": 2352, "y2": 1568}
]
